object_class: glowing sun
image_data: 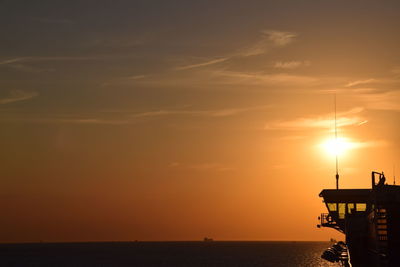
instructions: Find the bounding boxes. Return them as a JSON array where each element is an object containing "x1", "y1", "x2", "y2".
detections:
[{"x1": 321, "y1": 137, "x2": 354, "y2": 157}]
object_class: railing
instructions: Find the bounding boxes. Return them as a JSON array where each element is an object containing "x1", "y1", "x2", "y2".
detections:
[
  {"x1": 318, "y1": 213, "x2": 343, "y2": 232},
  {"x1": 320, "y1": 213, "x2": 334, "y2": 225}
]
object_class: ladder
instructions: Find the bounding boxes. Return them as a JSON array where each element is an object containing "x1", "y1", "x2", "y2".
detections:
[
  {"x1": 377, "y1": 207, "x2": 388, "y2": 248},
  {"x1": 376, "y1": 206, "x2": 388, "y2": 265}
]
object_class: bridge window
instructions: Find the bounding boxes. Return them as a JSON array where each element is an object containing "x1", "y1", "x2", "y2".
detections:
[
  {"x1": 327, "y1": 203, "x2": 337, "y2": 211},
  {"x1": 356, "y1": 203, "x2": 367, "y2": 211},
  {"x1": 338, "y1": 203, "x2": 346, "y2": 219},
  {"x1": 348, "y1": 203, "x2": 355, "y2": 214}
]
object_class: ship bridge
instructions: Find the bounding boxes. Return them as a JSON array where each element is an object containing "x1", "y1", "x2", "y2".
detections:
[{"x1": 319, "y1": 189, "x2": 372, "y2": 232}]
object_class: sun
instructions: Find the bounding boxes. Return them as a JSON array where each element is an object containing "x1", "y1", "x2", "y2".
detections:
[{"x1": 321, "y1": 137, "x2": 354, "y2": 157}]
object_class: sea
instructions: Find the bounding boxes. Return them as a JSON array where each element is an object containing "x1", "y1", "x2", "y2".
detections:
[{"x1": 0, "y1": 241, "x2": 337, "y2": 266}]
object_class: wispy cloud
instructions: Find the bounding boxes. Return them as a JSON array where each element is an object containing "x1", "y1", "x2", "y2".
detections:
[
  {"x1": 266, "y1": 117, "x2": 366, "y2": 130},
  {"x1": 8, "y1": 64, "x2": 52, "y2": 73},
  {"x1": 238, "y1": 30, "x2": 297, "y2": 57},
  {"x1": 274, "y1": 61, "x2": 310, "y2": 69},
  {"x1": 0, "y1": 105, "x2": 269, "y2": 125},
  {"x1": 0, "y1": 113, "x2": 130, "y2": 125},
  {"x1": 127, "y1": 75, "x2": 148, "y2": 80},
  {"x1": 212, "y1": 70, "x2": 317, "y2": 86},
  {"x1": 175, "y1": 57, "x2": 229, "y2": 71},
  {"x1": 265, "y1": 107, "x2": 367, "y2": 130},
  {"x1": 349, "y1": 140, "x2": 388, "y2": 149},
  {"x1": 0, "y1": 56, "x2": 99, "y2": 73},
  {"x1": 56, "y1": 118, "x2": 129, "y2": 125},
  {"x1": 174, "y1": 29, "x2": 298, "y2": 70},
  {"x1": 0, "y1": 56, "x2": 99, "y2": 65},
  {"x1": 345, "y1": 79, "x2": 378, "y2": 88},
  {"x1": 0, "y1": 90, "x2": 39, "y2": 104},
  {"x1": 110, "y1": 69, "x2": 319, "y2": 90},
  {"x1": 263, "y1": 30, "x2": 297, "y2": 46},
  {"x1": 132, "y1": 105, "x2": 270, "y2": 118},
  {"x1": 0, "y1": 58, "x2": 28, "y2": 65}
]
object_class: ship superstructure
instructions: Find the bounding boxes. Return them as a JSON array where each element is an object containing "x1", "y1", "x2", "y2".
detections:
[{"x1": 318, "y1": 172, "x2": 400, "y2": 267}]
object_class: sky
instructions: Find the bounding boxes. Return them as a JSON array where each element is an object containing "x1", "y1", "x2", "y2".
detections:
[{"x1": 1, "y1": 0, "x2": 400, "y2": 242}]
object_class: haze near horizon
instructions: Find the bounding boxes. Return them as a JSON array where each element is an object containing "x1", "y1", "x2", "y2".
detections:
[{"x1": 1, "y1": 0, "x2": 400, "y2": 243}]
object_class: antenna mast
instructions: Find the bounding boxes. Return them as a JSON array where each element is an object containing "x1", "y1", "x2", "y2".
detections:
[
  {"x1": 335, "y1": 94, "x2": 339, "y2": 190},
  {"x1": 394, "y1": 164, "x2": 396, "y2": 185}
]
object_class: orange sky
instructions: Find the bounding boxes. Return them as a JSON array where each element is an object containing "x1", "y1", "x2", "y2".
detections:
[{"x1": 1, "y1": 0, "x2": 400, "y2": 242}]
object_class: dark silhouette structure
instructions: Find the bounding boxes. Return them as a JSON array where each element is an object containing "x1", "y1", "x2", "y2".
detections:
[{"x1": 318, "y1": 172, "x2": 400, "y2": 267}]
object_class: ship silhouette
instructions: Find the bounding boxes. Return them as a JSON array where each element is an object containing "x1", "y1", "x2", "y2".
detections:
[{"x1": 318, "y1": 171, "x2": 400, "y2": 266}]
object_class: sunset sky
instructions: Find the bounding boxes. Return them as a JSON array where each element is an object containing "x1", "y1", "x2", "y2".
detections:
[{"x1": 1, "y1": 0, "x2": 400, "y2": 243}]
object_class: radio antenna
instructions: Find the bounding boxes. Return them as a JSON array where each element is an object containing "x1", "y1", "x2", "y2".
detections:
[
  {"x1": 335, "y1": 94, "x2": 339, "y2": 190},
  {"x1": 394, "y1": 164, "x2": 396, "y2": 185}
]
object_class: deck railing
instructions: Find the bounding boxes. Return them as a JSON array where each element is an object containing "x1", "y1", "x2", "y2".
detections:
[{"x1": 318, "y1": 213, "x2": 342, "y2": 232}]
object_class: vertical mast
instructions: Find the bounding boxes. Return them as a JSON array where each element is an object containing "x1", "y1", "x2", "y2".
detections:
[
  {"x1": 394, "y1": 164, "x2": 396, "y2": 185},
  {"x1": 335, "y1": 94, "x2": 339, "y2": 190}
]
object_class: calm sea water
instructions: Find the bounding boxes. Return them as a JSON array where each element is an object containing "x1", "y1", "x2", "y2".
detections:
[{"x1": 0, "y1": 241, "x2": 338, "y2": 267}]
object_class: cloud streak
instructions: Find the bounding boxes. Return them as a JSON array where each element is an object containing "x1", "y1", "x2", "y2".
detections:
[
  {"x1": 127, "y1": 75, "x2": 148, "y2": 80},
  {"x1": 0, "y1": 105, "x2": 269, "y2": 125},
  {"x1": 237, "y1": 30, "x2": 297, "y2": 57},
  {"x1": 0, "y1": 56, "x2": 100, "y2": 65},
  {"x1": 119, "y1": 68, "x2": 320, "y2": 90},
  {"x1": 0, "y1": 113, "x2": 130, "y2": 125},
  {"x1": 212, "y1": 70, "x2": 318, "y2": 86},
  {"x1": 349, "y1": 139, "x2": 388, "y2": 149},
  {"x1": 132, "y1": 105, "x2": 270, "y2": 118},
  {"x1": 175, "y1": 57, "x2": 229, "y2": 71},
  {"x1": 0, "y1": 58, "x2": 28, "y2": 65},
  {"x1": 274, "y1": 61, "x2": 310, "y2": 69},
  {"x1": 265, "y1": 108, "x2": 367, "y2": 130},
  {"x1": 0, "y1": 56, "x2": 103, "y2": 73},
  {"x1": 263, "y1": 30, "x2": 297, "y2": 46},
  {"x1": 0, "y1": 90, "x2": 39, "y2": 104},
  {"x1": 174, "y1": 29, "x2": 298, "y2": 70},
  {"x1": 345, "y1": 79, "x2": 378, "y2": 88}
]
